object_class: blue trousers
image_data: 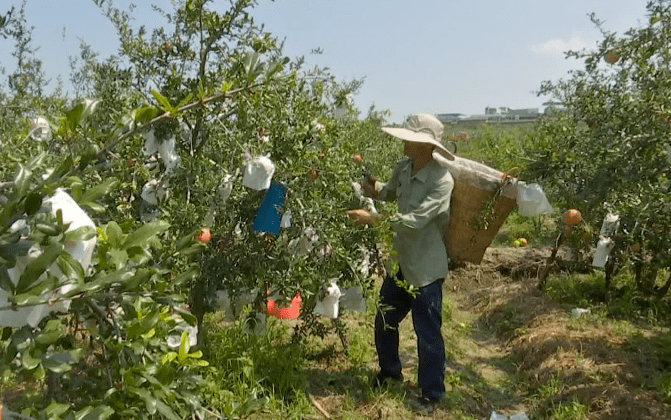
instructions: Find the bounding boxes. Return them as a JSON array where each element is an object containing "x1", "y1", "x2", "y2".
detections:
[{"x1": 374, "y1": 270, "x2": 446, "y2": 400}]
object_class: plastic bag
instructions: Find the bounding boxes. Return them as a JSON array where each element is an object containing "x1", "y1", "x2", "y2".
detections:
[
  {"x1": 1, "y1": 189, "x2": 96, "y2": 328},
  {"x1": 593, "y1": 237, "x2": 615, "y2": 268},
  {"x1": 599, "y1": 213, "x2": 620, "y2": 236},
  {"x1": 517, "y1": 182, "x2": 554, "y2": 216},
  {"x1": 314, "y1": 282, "x2": 342, "y2": 319},
  {"x1": 340, "y1": 286, "x2": 366, "y2": 313},
  {"x1": 288, "y1": 227, "x2": 319, "y2": 255},
  {"x1": 491, "y1": 411, "x2": 529, "y2": 420},
  {"x1": 280, "y1": 211, "x2": 292, "y2": 228},
  {"x1": 141, "y1": 179, "x2": 169, "y2": 206},
  {"x1": 167, "y1": 314, "x2": 198, "y2": 348},
  {"x1": 243, "y1": 311, "x2": 266, "y2": 335},
  {"x1": 218, "y1": 174, "x2": 234, "y2": 203},
  {"x1": 158, "y1": 135, "x2": 181, "y2": 173},
  {"x1": 243, "y1": 155, "x2": 275, "y2": 190},
  {"x1": 31, "y1": 117, "x2": 51, "y2": 142},
  {"x1": 351, "y1": 181, "x2": 377, "y2": 214},
  {"x1": 593, "y1": 213, "x2": 619, "y2": 268}
]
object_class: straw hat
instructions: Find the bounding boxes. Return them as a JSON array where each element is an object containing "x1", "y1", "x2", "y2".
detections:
[{"x1": 381, "y1": 113, "x2": 455, "y2": 161}]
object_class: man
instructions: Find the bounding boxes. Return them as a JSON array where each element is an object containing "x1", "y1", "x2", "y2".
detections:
[{"x1": 346, "y1": 113, "x2": 454, "y2": 413}]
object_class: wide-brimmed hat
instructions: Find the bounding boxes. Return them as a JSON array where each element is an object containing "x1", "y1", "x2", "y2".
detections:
[{"x1": 381, "y1": 113, "x2": 455, "y2": 161}]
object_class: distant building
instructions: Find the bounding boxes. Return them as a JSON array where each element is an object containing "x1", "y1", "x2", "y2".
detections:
[
  {"x1": 436, "y1": 113, "x2": 466, "y2": 124},
  {"x1": 543, "y1": 101, "x2": 567, "y2": 115},
  {"x1": 436, "y1": 105, "x2": 540, "y2": 126}
]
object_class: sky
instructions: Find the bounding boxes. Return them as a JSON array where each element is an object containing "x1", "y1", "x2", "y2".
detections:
[{"x1": 0, "y1": 0, "x2": 653, "y2": 123}]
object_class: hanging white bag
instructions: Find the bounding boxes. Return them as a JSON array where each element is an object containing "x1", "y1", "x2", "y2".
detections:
[
  {"x1": 242, "y1": 154, "x2": 275, "y2": 190},
  {"x1": 158, "y1": 135, "x2": 181, "y2": 174},
  {"x1": 340, "y1": 286, "x2": 367, "y2": 313},
  {"x1": 516, "y1": 182, "x2": 554, "y2": 216},
  {"x1": 314, "y1": 281, "x2": 342, "y2": 319},
  {"x1": 31, "y1": 117, "x2": 52, "y2": 142},
  {"x1": 218, "y1": 174, "x2": 234, "y2": 203},
  {"x1": 592, "y1": 237, "x2": 615, "y2": 268},
  {"x1": 1, "y1": 189, "x2": 97, "y2": 328},
  {"x1": 280, "y1": 211, "x2": 292, "y2": 228}
]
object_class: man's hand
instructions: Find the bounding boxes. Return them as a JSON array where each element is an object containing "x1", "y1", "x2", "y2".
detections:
[
  {"x1": 360, "y1": 174, "x2": 377, "y2": 198},
  {"x1": 346, "y1": 208, "x2": 377, "y2": 226}
]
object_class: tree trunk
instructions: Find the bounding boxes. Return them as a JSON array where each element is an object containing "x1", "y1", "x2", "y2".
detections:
[
  {"x1": 656, "y1": 271, "x2": 671, "y2": 299},
  {"x1": 604, "y1": 254, "x2": 618, "y2": 301}
]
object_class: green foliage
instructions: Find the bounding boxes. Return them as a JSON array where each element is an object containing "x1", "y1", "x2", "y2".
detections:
[
  {"x1": 520, "y1": 1, "x2": 671, "y2": 297},
  {"x1": 202, "y1": 313, "x2": 306, "y2": 416},
  {"x1": 0, "y1": 0, "x2": 401, "y2": 417}
]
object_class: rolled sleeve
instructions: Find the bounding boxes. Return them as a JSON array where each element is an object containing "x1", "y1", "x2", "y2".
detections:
[{"x1": 373, "y1": 160, "x2": 404, "y2": 202}]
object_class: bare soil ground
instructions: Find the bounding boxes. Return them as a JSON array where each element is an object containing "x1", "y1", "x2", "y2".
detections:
[{"x1": 303, "y1": 246, "x2": 671, "y2": 419}]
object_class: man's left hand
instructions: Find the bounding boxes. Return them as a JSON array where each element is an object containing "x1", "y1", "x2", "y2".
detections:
[{"x1": 346, "y1": 208, "x2": 377, "y2": 225}]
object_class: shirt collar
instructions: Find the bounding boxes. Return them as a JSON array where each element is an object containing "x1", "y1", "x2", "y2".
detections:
[{"x1": 402, "y1": 159, "x2": 431, "y2": 183}]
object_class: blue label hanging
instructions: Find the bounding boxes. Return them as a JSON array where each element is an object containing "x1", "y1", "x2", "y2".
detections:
[{"x1": 252, "y1": 183, "x2": 287, "y2": 234}]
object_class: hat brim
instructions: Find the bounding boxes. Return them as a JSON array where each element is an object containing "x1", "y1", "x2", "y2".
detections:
[{"x1": 381, "y1": 127, "x2": 455, "y2": 161}]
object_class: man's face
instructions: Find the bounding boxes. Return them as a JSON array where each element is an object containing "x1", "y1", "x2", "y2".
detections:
[{"x1": 403, "y1": 141, "x2": 433, "y2": 158}]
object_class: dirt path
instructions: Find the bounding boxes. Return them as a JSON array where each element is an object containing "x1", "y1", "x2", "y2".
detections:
[{"x1": 305, "y1": 246, "x2": 670, "y2": 419}]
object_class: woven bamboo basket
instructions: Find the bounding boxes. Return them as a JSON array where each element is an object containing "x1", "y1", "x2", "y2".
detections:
[{"x1": 440, "y1": 156, "x2": 518, "y2": 264}]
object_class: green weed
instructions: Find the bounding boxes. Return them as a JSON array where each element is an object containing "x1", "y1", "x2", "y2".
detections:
[
  {"x1": 546, "y1": 396, "x2": 589, "y2": 420},
  {"x1": 202, "y1": 313, "x2": 308, "y2": 416}
]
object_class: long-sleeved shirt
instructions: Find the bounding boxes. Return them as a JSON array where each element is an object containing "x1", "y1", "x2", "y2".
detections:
[{"x1": 374, "y1": 157, "x2": 454, "y2": 288}]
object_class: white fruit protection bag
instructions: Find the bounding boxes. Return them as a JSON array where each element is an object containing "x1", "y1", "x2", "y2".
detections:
[{"x1": 1, "y1": 189, "x2": 97, "y2": 328}]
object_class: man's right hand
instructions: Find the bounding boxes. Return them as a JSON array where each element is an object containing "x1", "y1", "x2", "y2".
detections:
[{"x1": 362, "y1": 174, "x2": 377, "y2": 197}]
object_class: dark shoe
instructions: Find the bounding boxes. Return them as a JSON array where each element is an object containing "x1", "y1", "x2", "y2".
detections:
[
  {"x1": 371, "y1": 372, "x2": 404, "y2": 388},
  {"x1": 410, "y1": 396, "x2": 440, "y2": 414}
]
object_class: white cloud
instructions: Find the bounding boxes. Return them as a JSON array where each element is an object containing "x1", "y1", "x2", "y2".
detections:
[{"x1": 532, "y1": 36, "x2": 594, "y2": 58}]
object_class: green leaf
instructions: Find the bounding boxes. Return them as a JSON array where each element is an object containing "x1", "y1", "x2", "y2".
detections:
[
  {"x1": 84, "y1": 270, "x2": 133, "y2": 293},
  {"x1": 35, "y1": 320, "x2": 65, "y2": 345},
  {"x1": 10, "y1": 293, "x2": 50, "y2": 307},
  {"x1": 176, "y1": 92, "x2": 194, "y2": 108},
  {"x1": 45, "y1": 401, "x2": 71, "y2": 417},
  {"x1": 162, "y1": 352, "x2": 177, "y2": 364},
  {"x1": 27, "y1": 151, "x2": 48, "y2": 169},
  {"x1": 108, "y1": 249, "x2": 128, "y2": 270},
  {"x1": 128, "y1": 387, "x2": 157, "y2": 415},
  {"x1": 14, "y1": 163, "x2": 32, "y2": 195},
  {"x1": 243, "y1": 51, "x2": 261, "y2": 77},
  {"x1": 64, "y1": 225, "x2": 96, "y2": 243},
  {"x1": 43, "y1": 155, "x2": 74, "y2": 185},
  {"x1": 174, "y1": 306, "x2": 198, "y2": 326},
  {"x1": 171, "y1": 265, "x2": 198, "y2": 286},
  {"x1": 78, "y1": 143, "x2": 100, "y2": 171},
  {"x1": 75, "y1": 405, "x2": 115, "y2": 420},
  {"x1": 81, "y1": 201, "x2": 107, "y2": 214},
  {"x1": 22, "y1": 351, "x2": 41, "y2": 370},
  {"x1": 57, "y1": 252, "x2": 85, "y2": 283},
  {"x1": 134, "y1": 105, "x2": 160, "y2": 122},
  {"x1": 176, "y1": 229, "x2": 199, "y2": 251},
  {"x1": 151, "y1": 90, "x2": 177, "y2": 114},
  {"x1": 17, "y1": 242, "x2": 64, "y2": 293},
  {"x1": 156, "y1": 398, "x2": 182, "y2": 420},
  {"x1": 0, "y1": 268, "x2": 15, "y2": 293},
  {"x1": 79, "y1": 178, "x2": 119, "y2": 204},
  {"x1": 178, "y1": 331, "x2": 190, "y2": 362},
  {"x1": 105, "y1": 221, "x2": 123, "y2": 248},
  {"x1": 128, "y1": 246, "x2": 152, "y2": 265},
  {"x1": 42, "y1": 349, "x2": 83, "y2": 373},
  {"x1": 80, "y1": 99, "x2": 100, "y2": 121},
  {"x1": 66, "y1": 103, "x2": 85, "y2": 129},
  {"x1": 24, "y1": 192, "x2": 43, "y2": 216},
  {"x1": 122, "y1": 220, "x2": 170, "y2": 250}
]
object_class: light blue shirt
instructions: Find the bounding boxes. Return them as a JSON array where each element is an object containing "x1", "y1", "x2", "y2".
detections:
[{"x1": 374, "y1": 157, "x2": 454, "y2": 288}]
